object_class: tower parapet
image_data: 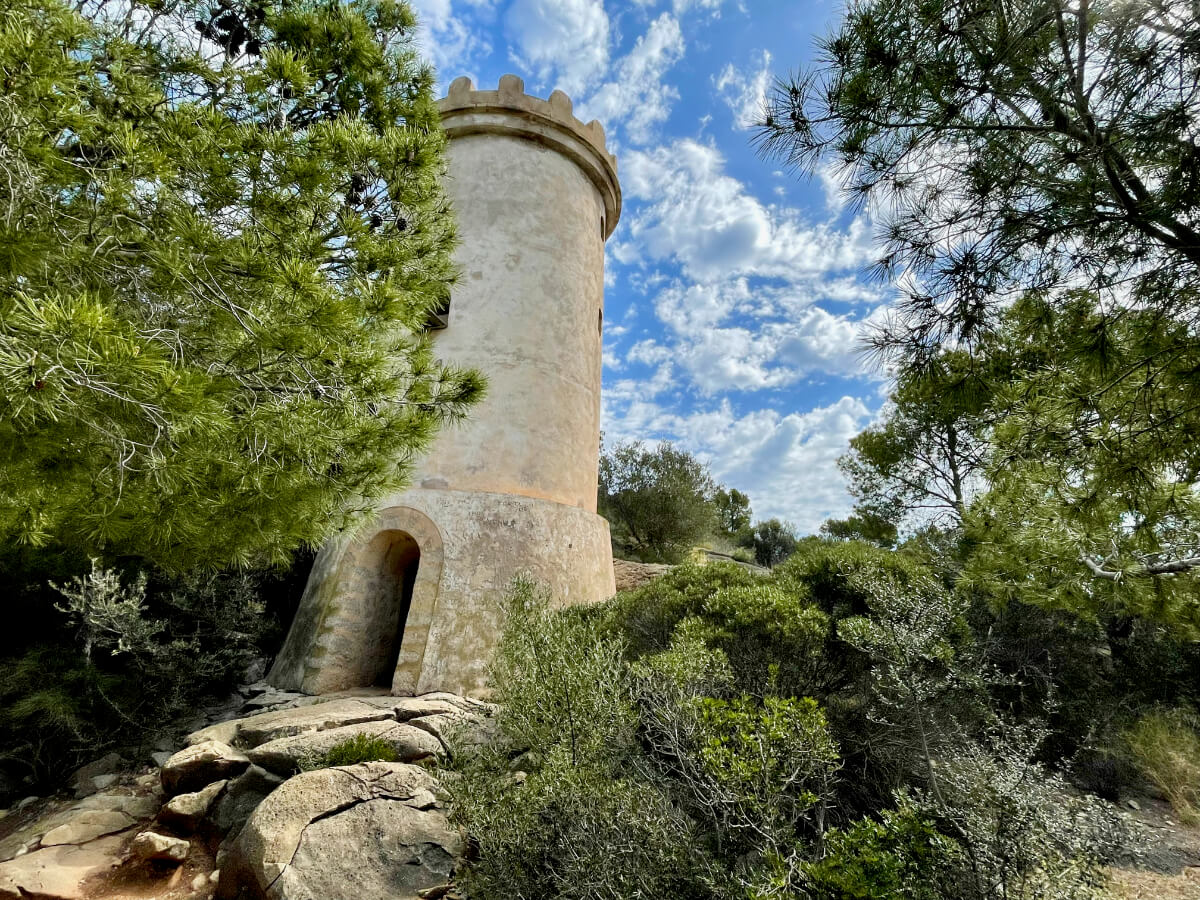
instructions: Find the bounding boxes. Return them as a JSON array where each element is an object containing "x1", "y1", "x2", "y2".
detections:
[
  {"x1": 269, "y1": 76, "x2": 620, "y2": 698},
  {"x1": 438, "y1": 74, "x2": 621, "y2": 240}
]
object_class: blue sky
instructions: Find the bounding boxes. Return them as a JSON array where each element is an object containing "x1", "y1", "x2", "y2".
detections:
[{"x1": 410, "y1": 0, "x2": 893, "y2": 533}]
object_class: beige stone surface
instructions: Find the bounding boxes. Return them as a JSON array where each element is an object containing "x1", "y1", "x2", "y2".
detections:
[
  {"x1": 217, "y1": 762, "x2": 458, "y2": 900},
  {"x1": 159, "y1": 779, "x2": 227, "y2": 830},
  {"x1": 131, "y1": 830, "x2": 189, "y2": 862},
  {"x1": 0, "y1": 835, "x2": 125, "y2": 900},
  {"x1": 161, "y1": 742, "x2": 249, "y2": 796},
  {"x1": 246, "y1": 721, "x2": 441, "y2": 774},
  {"x1": 40, "y1": 810, "x2": 135, "y2": 846},
  {"x1": 234, "y1": 698, "x2": 396, "y2": 748},
  {"x1": 269, "y1": 75, "x2": 618, "y2": 700}
]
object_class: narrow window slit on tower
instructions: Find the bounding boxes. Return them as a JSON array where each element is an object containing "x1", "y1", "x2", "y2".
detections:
[{"x1": 598, "y1": 308, "x2": 603, "y2": 335}]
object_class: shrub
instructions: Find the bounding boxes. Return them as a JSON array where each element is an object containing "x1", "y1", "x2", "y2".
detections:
[
  {"x1": 489, "y1": 576, "x2": 634, "y2": 766},
  {"x1": 1125, "y1": 709, "x2": 1200, "y2": 824},
  {"x1": 791, "y1": 801, "x2": 956, "y2": 900},
  {"x1": 299, "y1": 733, "x2": 401, "y2": 771},
  {"x1": 448, "y1": 748, "x2": 717, "y2": 900},
  {"x1": 0, "y1": 559, "x2": 282, "y2": 788}
]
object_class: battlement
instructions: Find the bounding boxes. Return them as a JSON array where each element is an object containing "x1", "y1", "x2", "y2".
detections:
[{"x1": 438, "y1": 74, "x2": 621, "y2": 239}]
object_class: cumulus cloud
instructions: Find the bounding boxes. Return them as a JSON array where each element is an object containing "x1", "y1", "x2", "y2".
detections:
[
  {"x1": 504, "y1": 0, "x2": 610, "y2": 95},
  {"x1": 602, "y1": 394, "x2": 875, "y2": 532},
  {"x1": 409, "y1": 0, "x2": 495, "y2": 80},
  {"x1": 618, "y1": 139, "x2": 876, "y2": 282},
  {"x1": 580, "y1": 13, "x2": 685, "y2": 145},
  {"x1": 714, "y1": 49, "x2": 773, "y2": 129},
  {"x1": 645, "y1": 280, "x2": 882, "y2": 392}
]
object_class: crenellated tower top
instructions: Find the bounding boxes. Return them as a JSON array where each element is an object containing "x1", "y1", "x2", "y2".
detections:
[{"x1": 437, "y1": 74, "x2": 622, "y2": 239}]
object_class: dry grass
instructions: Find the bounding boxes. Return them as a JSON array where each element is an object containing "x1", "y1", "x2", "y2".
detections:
[
  {"x1": 1126, "y1": 710, "x2": 1200, "y2": 825},
  {"x1": 1105, "y1": 865, "x2": 1200, "y2": 900}
]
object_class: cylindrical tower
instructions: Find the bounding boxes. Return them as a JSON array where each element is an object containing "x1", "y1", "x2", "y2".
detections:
[{"x1": 269, "y1": 75, "x2": 620, "y2": 698}]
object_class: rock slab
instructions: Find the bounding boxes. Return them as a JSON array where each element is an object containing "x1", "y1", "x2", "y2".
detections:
[
  {"x1": 217, "y1": 762, "x2": 461, "y2": 900},
  {"x1": 162, "y1": 741, "x2": 250, "y2": 796},
  {"x1": 0, "y1": 835, "x2": 125, "y2": 900}
]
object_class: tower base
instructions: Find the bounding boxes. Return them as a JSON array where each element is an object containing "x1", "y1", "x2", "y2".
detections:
[{"x1": 268, "y1": 488, "x2": 615, "y2": 698}]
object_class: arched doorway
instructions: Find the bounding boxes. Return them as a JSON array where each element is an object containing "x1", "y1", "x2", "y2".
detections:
[
  {"x1": 275, "y1": 506, "x2": 444, "y2": 696},
  {"x1": 357, "y1": 529, "x2": 421, "y2": 687}
]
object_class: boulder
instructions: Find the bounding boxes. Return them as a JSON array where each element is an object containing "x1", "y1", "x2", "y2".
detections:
[
  {"x1": 70, "y1": 752, "x2": 123, "y2": 798},
  {"x1": 217, "y1": 762, "x2": 461, "y2": 900},
  {"x1": 40, "y1": 810, "x2": 135, "y2": 846},
  {"x1": 71, "y1": 792, "x2": 160, "y2": 820},
  {"x1": 131, "y1": 830, "x2": 190, "y2": 863},
  {"x1": 210, "y1": 766, "x2": 285, "y2": 838},
  {"x1": 0, "y1": 835, "x2": 125, "y2": 900},
  {"x1": 246, "y1": 721, "x2": 441, "y2": 775},
  {"x1": 234, "y1": 699, "x2": 397, "y2": 749},
  {"x1": 186, "y1": 720, "x2": 240, "y2": 748},
  {"x1": 241, "y1": 691, "x2": 309, "y2": 712},
  {"x1": 159, "y1": 779, "x2": 227, "y2": 830},
  {"x1": 408, "y1": 710, "x2": 496, "y2": 752},
  {"x1": 90, "y1": 774, "x2": 119, "y2": 792},
  {"x1": 161, "y1": 742, "x2": 250, "y2": 796}
]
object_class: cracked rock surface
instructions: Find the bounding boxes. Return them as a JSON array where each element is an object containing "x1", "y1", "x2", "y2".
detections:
[{"x1": 216, "y1": 762, "x2": 461, "y2": 900}]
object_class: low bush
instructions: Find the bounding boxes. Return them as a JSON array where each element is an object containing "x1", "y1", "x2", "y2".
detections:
[
  {"x1": 299, "y1": 733, "x2": 401, "y2": 771},
  {"x1": 0, "y1": 553, "x2": 302, "y2": 792},
  {"x1": 448, "y1": 547, "x2": 1130, "y2": 900},
  {"x1": 1125, "y1": 708, "x2": 1200, "y2": 824}
]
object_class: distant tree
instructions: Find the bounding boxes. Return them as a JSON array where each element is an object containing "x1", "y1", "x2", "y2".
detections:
[
  {"x1": 752, "y1": 519, "x2": 798, "y2": 568},
  {"x1": 0, "y1": 0, "x2": 482, "y2": 570},
  {"x1": 838, "y1": 350, "x2": 995, "y2": 534},
  {"x1": 714, "y1": 488, "x2": 753, "y2": 539},
  {"x1": 599, "y1": 441, "x2": 716, "y2": 563},
  {"x1": 821, "y1": 513, "x2": 898, "y2": 549}
]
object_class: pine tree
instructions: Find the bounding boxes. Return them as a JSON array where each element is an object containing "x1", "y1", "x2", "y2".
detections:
[{"x1": 0, "y1": 0, "x2": 482, "y2": 570}]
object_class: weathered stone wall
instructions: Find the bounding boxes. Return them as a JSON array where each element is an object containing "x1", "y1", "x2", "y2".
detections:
[{"x1": 269, "y1": 76, "x2": 619, "y2": 699}]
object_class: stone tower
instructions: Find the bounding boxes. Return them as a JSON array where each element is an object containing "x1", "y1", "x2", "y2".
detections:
[{"x1": 268, "y1": 75, "x2": 620, "y2": 698}]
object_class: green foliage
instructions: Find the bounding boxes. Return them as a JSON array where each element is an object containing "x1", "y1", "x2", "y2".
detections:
[
  {"x1": 298, "y1": 732, "x2": 400, "y2": 771},
  {"x1": 714, "y1": 487, "x2": 752, "y2": 538},
  {"x1": 450, "y1": 561, "x2": 1127, "y2": 900},
  {"x1": 958, "y1": 295, "x2": 1200, "y2": 631},
  {"x1": 920, "y1": 727, "x2": 1129, "y2": 900},
  {"x1": 821, "y1": 511, "x2": 898, "y2": 549},
  {"x1": 791, "y1": 803, "x2": 955, "y2": 900},
  {"x1": 0, "y1": 560, "x2": 279, "y2": 784},
  {"x1": 1125, "y1": 709, "x2": 1200, "y2": 824},
  {"x1": 693, "y1": 695, "x2": 839, "y2": 850},
  {"x1": 488, "y1": 576, "x2": 634, "y2": 766},
  {"x1": 751, "y1": 518, "x2": 798, "y2": 568},
  {"x1": 836, "y1": 350, "x2": 993, "y2": 535},
  {"x1": 759, "y1": 0, "x2": 1200, "y2": 359},
  {"x1": 599, "y1": 440, "x2": 717, "y2": 563},
  {"x1": 0, "y1": 0, "x2": 482, "y2": 570},
  {"x1": 448, "y1": 748, "x2": 715, "y2": 900}
]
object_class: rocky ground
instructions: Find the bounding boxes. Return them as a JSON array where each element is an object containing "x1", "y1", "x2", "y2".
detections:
[
  {"x1": 1106, "y1": 796, "x2": 1200, "y2": 899},
  {"x1": 0, "y1": 685, "x2": 494, "y2": 900},
  {"x1": 2, "y1": 662, "x2": 1198, "y2": 899}
]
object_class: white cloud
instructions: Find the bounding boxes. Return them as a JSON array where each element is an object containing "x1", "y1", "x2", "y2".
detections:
[
  {"x1": 714, "y1": 49, "x2": 772, "y2": 129},
  {"x1": 620, "y1": 139, "x2": 876, "y2": 282},
  {"x1": 504, "y1": 0, "x2": 610, "y2": 95},
  {"x1": 602, "y1": 395, "x2": 875, "y2": 532},
  {"x1": 580, "y1": 13, "x2": 685, "y2": 145},
  {"x1": 646, "y1": 280, "x2": 882, "y2": 392},
  {"x1": 409, "y1": 0, "x2": 495, "y2": 80}
]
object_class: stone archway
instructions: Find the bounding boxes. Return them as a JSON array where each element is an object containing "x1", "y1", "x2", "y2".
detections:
[
  {"x1": 302, "y1": 507, "x2": 445, "y2": 695},
  {"x1": 355, "y1": 529, "x2": 420, "y2": 687}
]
